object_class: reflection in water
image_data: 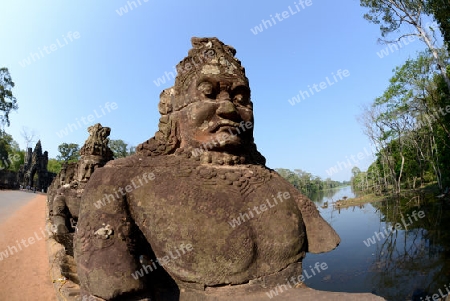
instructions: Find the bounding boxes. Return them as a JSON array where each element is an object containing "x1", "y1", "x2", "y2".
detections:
[{"x1": 302, "y1": 186, "x2": 450, "y2": 301}]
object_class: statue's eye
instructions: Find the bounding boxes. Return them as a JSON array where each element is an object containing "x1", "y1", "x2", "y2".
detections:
[
  {"x1": 232, "y1": 87, "x2": 250, "y2": 106},
  {"x1": 233, "y1": 94, "x2": 245, "y2": 104},
  {"x1": 197, "y1": 82, "x2": 215, "y2": 99}
]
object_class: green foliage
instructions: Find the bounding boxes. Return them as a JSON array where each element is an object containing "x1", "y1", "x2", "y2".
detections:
[
  {"x1": 351, "y1": 160, "x2": 387, "y2": 194},
  {"x1": 426, "y1": 0, "x2": 450, "y2": 51},
  {"x1": 360, "y1": 0, "x2": 424, "y2": 38},
  {"x1": 109, "y1": 139, "x2": 128, "y2": 158},
  {"x1": 360, "y1": 0, "x2": 450, "y2": 93},
  {"x1": 0, "y1": 131, "x2": 12, "y2": 161},
  {"x1": 357, "y1": 51, "x2": 450, "y2": 193},
  {"x1": 351, "y1": 166, "x2": 361, "y2": 178},
  {"x1": 47, "y1": 158, "x2": 62, "y2": 174},
  {"x1": 0, "y1": 68, "x2": 18, "y2": 127},
  {"x1": 11, "y1": 150, "x2": 24, "y2": 172},
  {"x1": 109, "y1": 139, "x2": 135, "y2": 158},
  {"x1": 0, "y1": 130, "x2": 23, "y2": 171},
  {"x1": 4, "y1": 150, "x2": 24, "y2": 172},
  {"x1": 129, "y1": 146, "x2": 136, "y2": 155},
  {"x1": 57, "y1": 143, "x2": 80, "y2": 162},
  {"x1": 275, "y1": 168, "x2": 344, "y2": 196}
]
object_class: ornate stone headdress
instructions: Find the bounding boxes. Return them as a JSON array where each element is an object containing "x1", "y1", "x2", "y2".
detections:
[
  {"x1": 137, "y1": 37, "x2": 265, "y2": 166},
  {"x1": 158, "y1": 37, "x2": 248, "y2": 115}
]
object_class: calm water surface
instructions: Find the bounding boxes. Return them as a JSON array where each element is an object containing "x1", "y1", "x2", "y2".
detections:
[{"x1": 302, "y1": 186, "x2": 450, "y2": 301}]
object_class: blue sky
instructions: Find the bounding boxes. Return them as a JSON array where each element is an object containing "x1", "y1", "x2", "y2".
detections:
[{"x1": 0, "y1": 0, "x2": 436, "y2": 181}]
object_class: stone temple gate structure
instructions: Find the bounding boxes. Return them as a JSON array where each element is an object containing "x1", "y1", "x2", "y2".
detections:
[{"x1": 18, "y1": 140, "x2": 55, "y2": 191}]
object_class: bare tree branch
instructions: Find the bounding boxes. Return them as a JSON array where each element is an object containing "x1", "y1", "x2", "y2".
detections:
[{"x1": 20, "y1": 126, "x2": 38, "y2": 149}]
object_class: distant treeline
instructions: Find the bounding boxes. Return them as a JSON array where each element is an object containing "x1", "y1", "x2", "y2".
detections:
[{"x1": 276, "y1": 168, "x2": 348, "y2": 195}]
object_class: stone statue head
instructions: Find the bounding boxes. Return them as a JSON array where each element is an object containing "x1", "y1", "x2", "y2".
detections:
[
  {"x1": 77, "y1": 123, "x2": 114, "y2": 182},
  {"x1": 137, "y1": 37, "x2": 265, "y2": 165}
]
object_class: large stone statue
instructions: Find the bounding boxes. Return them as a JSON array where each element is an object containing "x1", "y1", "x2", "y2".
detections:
[
  {"x1": 74, "y1": 38, "x2": 383, "y2": 301},
  {"x1": 46, "y1": 124, "x2": 115, "y2": 298},
  {"x1": 48, "y1": 123, "x2": 114, "y2": 235}
]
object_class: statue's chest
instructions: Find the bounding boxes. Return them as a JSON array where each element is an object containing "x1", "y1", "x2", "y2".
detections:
[
  {"x1": 128, "y1": 164, "x2": 304, "y2": 283},
  {"x1": 130, "y1": 165, "x2": 275, "y2": 236},
  {"x1": 131, "y1": 165, "x2": 301, "y2": 246}
]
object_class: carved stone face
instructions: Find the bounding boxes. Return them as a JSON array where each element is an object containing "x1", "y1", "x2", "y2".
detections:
[
  {"x1": 78, "y1": 161, "x2": 96, "y2": 182},
  {"x1": 176, "y1": 73, "x2": 254, "y2": 152}
]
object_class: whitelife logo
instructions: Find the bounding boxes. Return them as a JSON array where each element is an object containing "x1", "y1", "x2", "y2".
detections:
[
  {"x1": 19, "y1": 31, "x2": 81, "y2": 68},
  {"x1": 0, "y1": 226, "x2": 51, "y2": 261},
  {"x1": 228, "y1": 192, "x2": 291, "y2": 228},
  {"x1": 363, "y1": 210, "x2": 426, "y2": 247}
]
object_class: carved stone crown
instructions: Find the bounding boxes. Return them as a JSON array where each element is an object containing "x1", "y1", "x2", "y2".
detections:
[
  {"x1": 158, "y1": 37, "x2": 249, "y2": 115},
  {"x1": 79, "y1": 123, "x2": 114, "y2": 161}
]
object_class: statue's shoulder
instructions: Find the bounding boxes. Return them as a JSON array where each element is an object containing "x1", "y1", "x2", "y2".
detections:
[
  {"x1": 88, "y1": 155, "x2": 190, "y2": 188},
  {"x1": 263, "y1": 168, "x2": 304, "y2": 195}
]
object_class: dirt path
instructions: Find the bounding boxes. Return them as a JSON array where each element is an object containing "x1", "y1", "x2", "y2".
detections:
[
  {"x1": 0, "y1": 190, "x2": 41, "y2": 223},
  {"x1": 0, "y1": 193, "x2": 56, "y2": 301}
]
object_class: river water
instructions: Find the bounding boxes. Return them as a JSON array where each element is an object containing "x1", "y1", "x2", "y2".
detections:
[{"x1": 302, "y1": 186, "x2": 450, "y2": 301}]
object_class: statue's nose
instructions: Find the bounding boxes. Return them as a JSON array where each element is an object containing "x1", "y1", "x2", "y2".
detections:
[
  {"x1": 217, "y1": 90, "x2": 231, "y2": 102},
  {"x1": 216, "y1": 92, "x2": 239, "y2": 120}
]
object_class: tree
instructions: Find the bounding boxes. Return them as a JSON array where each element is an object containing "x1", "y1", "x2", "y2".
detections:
[
  {"x1": 20, "y1": 126, "x2": 38, "y2": 149},
  {"x1": 128, "y1": 146, "x2": 136, "y2": 155},
  {"x1": 425, "y1": 0, "x2": 450, "y2": 51},
  {"x1": 359, "y1": 103, "x2": 400, "y2": 193},
  {"x1": 275, "y1": 168, "x2": 343, "y2": 195},
  {"x1": 351, "y1": 166, "x2": 362, "y2": 178},
  {"x1": 9, "y1": 150, "x2": 24, "y2": 172},
  {"x1": 0, "y1": 68, "x2": 18, "y2": 127},
  {"x1": 358, "y1": 50, "x2": 450, "y2": 192},
  {"x1": 0, "y1": 130, "x2": 23, "y2": 171},
  {"x1": 0, "y1": 131, "x2": 12, "y2": 163},
  {"x1": 109, "y1": 139, "x2": 135, "y2": 158},
  {"x1": 377, "y1": 51, "x2": 449, "y2": 189},
  {"x1": 360, "y1": 0, "x2": 450, "y2": 91},
  {"x1": 57, "y1": 143, "x2": 80, "y2": 162},
  {"x1": 109, "y1": 139, "x2": 128, "y2": 158},
  {"x1": 47, "y1": 158, "x2": 62, "y2": 174}
]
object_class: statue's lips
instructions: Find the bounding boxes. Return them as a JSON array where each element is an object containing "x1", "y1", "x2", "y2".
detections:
[
  {"x1": 210, "y1": 121, "x2": 240, "y2": 133},
  {"x1": 215, "y1": 126, "x2": 237, "y2": 135}
]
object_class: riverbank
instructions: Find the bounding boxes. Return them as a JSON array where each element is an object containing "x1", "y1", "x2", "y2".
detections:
[
  {"x1": 334, "y1": 193, "x2": 386, "y2": 208},
  {"x1": 0, "y1": 192, "x2": 56, "y2": 301},
  {"x1": 335, "y1": 183, "x2": 449, "y2": 208}
]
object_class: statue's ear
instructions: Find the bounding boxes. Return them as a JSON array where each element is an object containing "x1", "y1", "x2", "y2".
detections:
[
  {"x1": 159, "y1": 88, "x2": 175, "y2": 115},
  {"x1": 161, "y1": 113, "x2": 181, "y2": 153}
]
